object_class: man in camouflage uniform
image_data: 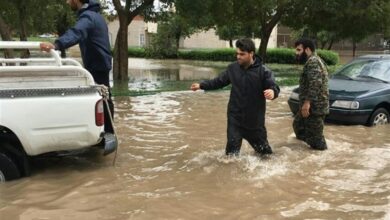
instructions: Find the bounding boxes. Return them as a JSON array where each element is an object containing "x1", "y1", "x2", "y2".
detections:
[{"x1": 293, "y1": 38, "x2": 329, "y2": 150}]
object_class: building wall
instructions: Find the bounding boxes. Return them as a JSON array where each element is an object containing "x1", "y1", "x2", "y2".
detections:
[
  {"x1": 108, "y1": 17, "x2": 278, "y2": 49},
  {"x1": 276, "y1": 25, "x2": 387, "y2": 51},
  {"x1": 181, "y1": 29, "x2": 228, "y2": 48},
  {"x1": 107, "y1": 16, "x2": 148, "y2": 47},
  {"x1": 182, "y1": 26, "x2": 278, "y2": 49}
]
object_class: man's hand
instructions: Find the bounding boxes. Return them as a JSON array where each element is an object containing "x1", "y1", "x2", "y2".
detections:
[
  {"x1": 191, "y1": 83, "x2": 200, "y2": 91},
  {"x1": 40, "y1": 42, "x2": 55, "y2": 52},
  {"x1": 301, "y1": 100, "x2": 311, "y2": 118},
  {"x1": 264, "y1": 89, "x2": 274, "y2": 100}
]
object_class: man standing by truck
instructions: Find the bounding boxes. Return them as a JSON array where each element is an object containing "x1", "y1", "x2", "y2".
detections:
[{"x1": 40, "y1": 0, "x2": 114, "y2": 133}]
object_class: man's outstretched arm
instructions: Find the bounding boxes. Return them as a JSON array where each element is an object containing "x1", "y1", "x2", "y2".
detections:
[{"x1": 191, "y1": 70, "x2": 230, "y2": 91}]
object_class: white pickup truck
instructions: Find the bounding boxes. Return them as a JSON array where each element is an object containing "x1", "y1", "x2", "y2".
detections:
[{"x1": 0, "y1": 42, "x2": 117, "y2": 182}]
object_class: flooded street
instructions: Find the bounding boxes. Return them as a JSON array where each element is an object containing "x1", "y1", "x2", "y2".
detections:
[
  {"x1": 1, "y1": 90, "x2": 390, "y2": 219},
  {"x1": 1, "y1": 59, "x2": 390, "y2": 219}
]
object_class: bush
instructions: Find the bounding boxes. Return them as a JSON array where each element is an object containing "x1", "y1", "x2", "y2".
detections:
[
  {"x1": 126, "y1": 47, "x2": 339, "y2": 65},
  {"x1": 317, "y1": 49, "x2": 339, "y2": 65},
  {"x1": 178, "y1": 48, "x2": 236, "y2": 61},
  {"x1": 266, "y1": 48, "x2": 296, "y2": 64},
  {"x1": 266, "y1": 48, "x2": 339, "y2": 65},
  {"x1": 127, "y1": 47, "x2": 146, "y2": 58}
]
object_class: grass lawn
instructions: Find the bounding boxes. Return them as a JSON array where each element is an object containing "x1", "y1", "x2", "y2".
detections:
[
  {"x1": 8, "y1": 37, "x2": 56, "y2": 43},
  {"x1": 268, "y1": 63, "x2": 342, "y2": 86},
  {"x1": 187, "y1": 61, "x2": 342, "y2": 87}
]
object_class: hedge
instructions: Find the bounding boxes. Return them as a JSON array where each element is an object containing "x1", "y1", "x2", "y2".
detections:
[
  {"x1": 178, "y1": 49, "x2": 236, "y2": 62},
  {"x1": 317, "y1": 49, "x2": 339, "y2": 65},
  {"x1": 127, "y1": 47, "x2": 339, "y2": 65},
  {"x1": 266, "y1": 48, "x2": 339, "y2": 65},
  {"x1": 127, "y1": 47, "x2": 147, "y2": 58}
]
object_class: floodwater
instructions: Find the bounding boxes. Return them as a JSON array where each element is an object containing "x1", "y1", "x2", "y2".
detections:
[{"x1": 1, "y1": 59, "x2": 390, "y2": 219}]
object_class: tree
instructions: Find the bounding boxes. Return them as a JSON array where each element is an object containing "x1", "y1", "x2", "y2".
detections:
[
  {"x1": 0, "y1": 0, "x2": 75, "y2": 58},
  {"x1": 339, "y1": 0, "x2": 390, "y2": 56},
  {"x1": 216, "y1": 23, "x2": 256, "y2": 48},
  {"x1": 147, "y1": 19, "x2": 179, "y2": 58},
  {"x1": 111, "y1": 0, "x2": 173, "y2": 81},
  {"x1": 147, "y1": 13, "x2": 196, "y2": 58},
  {"x1": 0, "y1": 0, "x2": 75, "y2": 36},
  {"x1": 0, "y1": 17, "x2": 15, "y2": 60},
  {"x1": 246, "y1": 0, "x2": 293, "y2": 61},
  {"x1": 174, "y1": 0, "x2": 298, "y2": 62},
  {"x1": 283, "y1": 0, "x2": 390, "y2": 56}
]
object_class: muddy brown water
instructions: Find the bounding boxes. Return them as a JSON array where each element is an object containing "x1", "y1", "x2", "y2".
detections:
[
  {"x1": 1, "y1": 89, "x2": 390, "y2": 219},
  {"x1": 1, "y1": 58, "x2": 390, "y2": 219}
]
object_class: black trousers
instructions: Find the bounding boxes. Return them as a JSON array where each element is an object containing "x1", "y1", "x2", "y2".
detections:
[
  {"x1": 91, "y1": 70, "x2": 114, "y2": 133},
  {"x1": 225, "y1": 120, "x2": 269, "y2": 155}
]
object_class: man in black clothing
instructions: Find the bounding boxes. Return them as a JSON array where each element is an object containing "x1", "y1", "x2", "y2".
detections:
[{"x1": 191, "y1": 38, "x2": 280, "y2": 156}]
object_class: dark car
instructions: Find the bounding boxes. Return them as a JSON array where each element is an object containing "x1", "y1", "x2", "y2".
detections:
[{"x1": 288, "y1": 55, "x2": 390, "y2": 126}]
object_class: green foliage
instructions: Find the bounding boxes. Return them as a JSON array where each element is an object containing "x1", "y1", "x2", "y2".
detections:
[
  {"x1": 0, "y1": 0, "x2": 75, "y2": 37},
  {"x1": 317, "y1": 49, "x2": 339, "y2": 66},
  {"x1": 178, "y1": 49, "x2": 236, "y2": 61},
  {"x1": 284, "y1": 0, "x2": 390, "y2": 48},
  {"x1": 267, "y1": 47, "x2": 338, "y2": 66},
  {"x1": 266, "y1": 48, "x2": 297, "y2": 64},
  {"x1": 215, "y1": 25, "x2": 241, "y2": 42},
  {"x1": 127, "y1": 47, "x2": 146, "y2": 58},
  {"x1": 174, "y1": 0, "x2": 296, "y2": 59},
  {"x1": 127, "y1": 47, "x2": 339, "y2": 65},
  {"x1": 146, "y1": 20, "x2": 180, "y2": 59},
  {"x1": 267, "y1": 48, "x2": 339, "y2": 65}
]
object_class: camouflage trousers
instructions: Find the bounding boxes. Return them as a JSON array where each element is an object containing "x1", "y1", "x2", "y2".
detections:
[{"x1": 293, "y1": 113, "x2": 327, "y2": 150}]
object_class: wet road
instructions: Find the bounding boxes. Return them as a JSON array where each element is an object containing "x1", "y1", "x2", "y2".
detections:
[{"x1": 1, "y1": 89, "x2": 390, "y2": 219}]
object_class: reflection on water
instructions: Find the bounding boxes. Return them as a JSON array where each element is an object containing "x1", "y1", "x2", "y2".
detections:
[
  {"x1": 112, "y1": 58, "x2": 225, "y2": 96},
  {"x1": 1, "y1": 89, "x2": 390, "y2": 219}
]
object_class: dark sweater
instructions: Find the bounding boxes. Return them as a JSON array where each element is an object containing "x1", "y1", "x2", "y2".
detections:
[
  {"x1": 200, "y1": 56, "x2": 280, "y2": 129},
  {"x1": 55, "y1": 0, "x2": 112, "y2": 73}
]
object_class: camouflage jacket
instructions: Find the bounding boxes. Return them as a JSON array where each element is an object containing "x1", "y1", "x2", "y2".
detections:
[{"x1": 299, "y1": 55, "x2": 329, "y2": 115}]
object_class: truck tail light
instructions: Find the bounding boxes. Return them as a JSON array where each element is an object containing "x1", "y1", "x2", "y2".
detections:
[{"x1": 95, "y1": 99, "x2": 104, "y2": 126}]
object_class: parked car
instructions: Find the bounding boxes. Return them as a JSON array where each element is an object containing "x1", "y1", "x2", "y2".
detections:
[
  {"x1": 288, "y1": 54, "x2": 390, "y2": 126},
  {"x1": 38, "y1": 33, "x2": 55, "y2": 38},
  {"x1": 0, "y1": 42, "x2": 117, "y2": 182}
]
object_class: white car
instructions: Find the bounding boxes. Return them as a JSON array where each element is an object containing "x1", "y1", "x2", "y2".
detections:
[
  {"x1": 38, "y1": 33, "x2": 55, "y2": 38},
  {"x1": 0, "y1": 42, "x2": 117, "y2": 181}
]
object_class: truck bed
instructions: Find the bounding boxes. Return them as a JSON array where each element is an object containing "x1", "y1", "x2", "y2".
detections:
[{"x1": 0, "y1": 42, "x2": 106, "y2": 156}]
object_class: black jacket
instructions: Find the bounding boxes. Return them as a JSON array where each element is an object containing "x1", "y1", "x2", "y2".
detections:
[
  {"x1": 55, "y1": 0, "x2": 112, "y2": 73},
  {"x1": 200, "y1": 56, "x2": 280, "y2": 129}
]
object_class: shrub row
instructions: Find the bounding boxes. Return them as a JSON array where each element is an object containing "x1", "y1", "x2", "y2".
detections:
[{"x1": 127, "y1": 47, "x2": 339, "y2": 65}]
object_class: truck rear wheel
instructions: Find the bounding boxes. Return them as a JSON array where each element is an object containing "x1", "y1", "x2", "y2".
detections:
[{"x1": 0, "y1": 152, "x2": 21, "y2": 182}]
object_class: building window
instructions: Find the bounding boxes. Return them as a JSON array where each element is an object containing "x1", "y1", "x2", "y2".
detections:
[{"x1": 140, "y1": 34, "x2": 145, "y2": 46}]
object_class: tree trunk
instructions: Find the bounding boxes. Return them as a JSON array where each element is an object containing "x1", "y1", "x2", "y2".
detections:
[
  {"x1": 320, "y1": 41, "x2": 327, "y2": 50},
  {"x1": 257, "y1": 8, "x2": 283, "y2": 63},
  {"x1": 57, "y1": 12, "x2": 70, "y2": 58},
  {"x1": 258, "y1": 29, "x2": 272, "y2": 62},
  {"x1": 175, "y1": 38, "x2": 180, "y2": 51},
  {"x1": 113, "y1": 17, "x2": 129, "y2": 82},
  {"x1": 0, "y1": 16, "x2": 14, "y2": 63},
  {"x1": 352, "y1": 41, "x2": 357, "y2": 57},
  {"x1": 229, "y1": 39, "x2": 233, "y2": 48},
  {"x1": 17, "y1": 0, "x2": 30, "y2": 59},
  {"x1": 111, "y1": 0, "x2": 154, "y2": 83},
  {"x1": 174, "y1": 30, "x2": 181, "y2": 57},
  {"x1": 327, "y1": 39, "x2": 334, "y2": 50}
]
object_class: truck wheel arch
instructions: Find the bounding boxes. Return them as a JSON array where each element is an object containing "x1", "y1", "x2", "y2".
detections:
[
  {"x1": 0, "y1": 152, "x2": 21, "y2": 181},
  {"x1": 0, "y1": 126, "x2": 31, "y2": 177}
]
